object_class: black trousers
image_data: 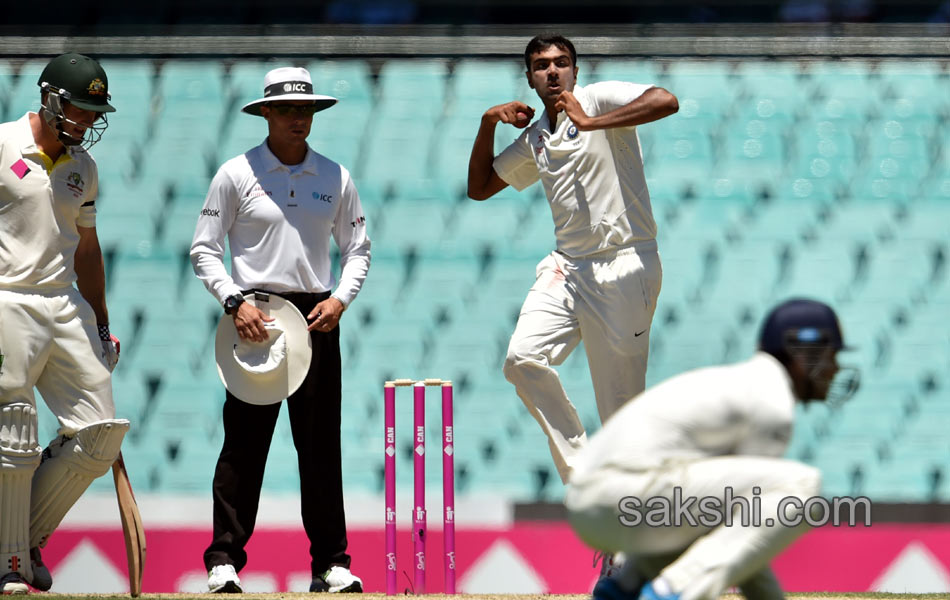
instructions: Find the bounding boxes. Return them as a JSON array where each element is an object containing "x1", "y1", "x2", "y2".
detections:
[{"x1": 203, "y1": 291, "x2": 351, "y2": 576}]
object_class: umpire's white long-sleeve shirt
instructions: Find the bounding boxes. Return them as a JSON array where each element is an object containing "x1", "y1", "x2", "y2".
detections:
[{"x1": 190, "y1": 141, "x2": 371, "y2": 307}]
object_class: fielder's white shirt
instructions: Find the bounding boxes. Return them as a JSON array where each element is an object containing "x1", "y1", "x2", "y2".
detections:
[
  {"x1": 572, "y1": 352, "x2": 797, "y2": 477},
  {"x1": 493, "y1": 81, "x2": 656, "y2": 258},
  {"x1": 0, "y1": 113, "x2": 99, "y2": 290},
  {"x1": 191, "y1": 140, "x2": 371, "y2": 307}
]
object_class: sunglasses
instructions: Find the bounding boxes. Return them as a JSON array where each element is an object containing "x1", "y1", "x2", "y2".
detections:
[{"x1": 268, "y1": 104, "x2": 318, "y2": 116}]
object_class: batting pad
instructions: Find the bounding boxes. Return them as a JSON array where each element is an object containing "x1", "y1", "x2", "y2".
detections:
[
  {"x1": 30, "y1": 419, "x2": 129, "y2": 548},
  {"x1": 0, "y1": 403, "x2": 42, "y2": 581}
]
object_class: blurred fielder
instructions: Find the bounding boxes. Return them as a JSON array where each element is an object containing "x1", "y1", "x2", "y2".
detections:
[
  {"x1": 565, "y1": 299, "x2": 860, "y2": 600},
  {"x1": 0, "y1": 53, "x2": 128, "y2": 594}
]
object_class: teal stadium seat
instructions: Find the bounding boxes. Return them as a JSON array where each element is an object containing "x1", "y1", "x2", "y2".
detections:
[
  {"x1": 364, "y1": 59, "x2": 446, "y2": 191},
  {"x1": 645, "y1": 122, "x2": 715, "y2": 188},
  {"x1": 376, "y1": 59, "x2": 448, "y2": 117},
  {"x1": 97, "y1": 59, "x2": 157, "y2": 143},
  {"x1": 3, "y1": 60, "x2": 46, "y2": 121},
  {"x1": 778, "y1": 239, "x2": 852, "y2": 301},
  {"x1": 875, "y1": 60, "x2": 949, "y2": 121},
  {"x1": 134, "y1": 61, "x2": 228, "y2": 193},
  {"x1": 790, "y1": 117, "x2": 860, "y2": 187},
  {"x1": 806, "y1": 60, "x2": 881, "y2": 123},
  {"x1": 594, "y1": 59, "x2": 663, "y2": 88},
  {"x1": 307, "y1": 59, "x2": 375, "y2": 104},
  {"x1": 305, "y1": 60, "x2": 374, "y2": 168},
  {"x1": 716, "y1": 120, "x2": 787, "y2": 186},
  {"x1": 861, "y1": 117, "x2": 933, "y2": 182},
  {"x1": 861, "y1": 461, "x2": 938, "y2": 502},
  {"x1": 0, "y1": 61, "x2": 15, "y2": 115},
  {"x1": 734, "y1": 60, "x2": 809, "y2": 113},
  {"x1": 450, "y1": 59, "x2": 525, "y2": 108},
  {"x1": 664, "y1": 59, "x2": 738, "y2": 124},
  {"x1": 220, "y1": 61, "x2": 275, "y2": 159}
]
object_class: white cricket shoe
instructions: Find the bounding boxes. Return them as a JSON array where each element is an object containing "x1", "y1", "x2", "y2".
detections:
[
  {"x1": 207, "y1": 564, "x2": 243, "y2": 593},
  {"x1": 310, "y1": 565, "x2": 363, "y2": 593},
  {"x1": 0, "y1": 572, "x2": 29, "y2": 595}
]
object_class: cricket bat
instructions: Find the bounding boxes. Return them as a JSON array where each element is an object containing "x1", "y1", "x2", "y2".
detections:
[{"x1": 112, "y1": 452, "x2": 146, "y2": 597}]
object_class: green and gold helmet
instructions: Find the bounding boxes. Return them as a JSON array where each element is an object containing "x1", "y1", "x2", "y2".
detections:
[
  {"x1": 38, "y1": 52, "x2": 115, "y2": 113},
  {"x1": 37, "y1": 53, "x2": 113, "y2": 149}
]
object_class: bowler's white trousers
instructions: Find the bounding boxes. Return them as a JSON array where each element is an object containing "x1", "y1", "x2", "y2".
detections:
[
  {"x1": 565, "y1": 456, "x2": 822, "y2": 600},
  {"x1": 503, "y1": 240, "x2": 662, "y2": 483}
]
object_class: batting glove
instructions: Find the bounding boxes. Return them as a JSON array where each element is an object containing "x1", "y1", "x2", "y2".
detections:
[{"x1": 98, "y1": 324, "x2": 120, "y2": 372}]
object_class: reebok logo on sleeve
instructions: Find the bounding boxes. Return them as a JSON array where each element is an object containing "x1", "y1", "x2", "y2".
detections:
[{"x1": 200, "y1": 208, "x2": 221, "y2": 217}]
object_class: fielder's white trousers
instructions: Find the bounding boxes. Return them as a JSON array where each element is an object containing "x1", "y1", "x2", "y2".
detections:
[
  {"x1": 565, "y1": 456, "x2": 822, "y2": 600},
  {"x1": 0, "y1": 287, "x2": 116, "y2": 432},
  {"x1": 503, "y1": 241, "x2": 662, "y2": 483}
]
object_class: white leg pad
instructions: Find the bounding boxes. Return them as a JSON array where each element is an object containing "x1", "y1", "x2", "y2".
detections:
[
  {"x1": 30, "y1": 419, "x2": 129, "y2": 547},
  {"x1": 0, "y1": 403, "x2": 42, "y2": 582}
]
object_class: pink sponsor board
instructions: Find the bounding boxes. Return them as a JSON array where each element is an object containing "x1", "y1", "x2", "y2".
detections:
[{"x1": 41, "y1": 524, "x2": 950, "y2": 593}]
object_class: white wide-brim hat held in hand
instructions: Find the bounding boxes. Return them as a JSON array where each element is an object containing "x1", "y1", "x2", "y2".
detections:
[{"x1": 215, "y1": 292, "x2": 312, "y2": 405}]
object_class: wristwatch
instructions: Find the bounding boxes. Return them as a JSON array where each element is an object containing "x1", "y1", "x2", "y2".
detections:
[{"x1": 223, "y1": 293, "x2": 245, "y2": 315}]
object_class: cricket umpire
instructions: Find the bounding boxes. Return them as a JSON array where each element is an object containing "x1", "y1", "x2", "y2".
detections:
[
  {"x1": 565, "y1": 299, "x2": 860, "y2": 600},
  {"x1": 190, "y1": 66, "x2": 370, "y2": 594},
  {"x1": 0, "y1": 53, "x2": 129, "y2": 594}
]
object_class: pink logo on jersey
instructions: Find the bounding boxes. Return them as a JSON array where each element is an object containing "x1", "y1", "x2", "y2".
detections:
[{"x1": 10, "y1": 159, "x2": 30, "y2": 179}]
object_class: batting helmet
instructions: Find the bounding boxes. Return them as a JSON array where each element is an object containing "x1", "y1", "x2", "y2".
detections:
[
  {"x1": 38, "y1": 53, "x2": 115, "y2": 113},
  {"x1": 758, "y1": 298, "x2": 848, "y2": 356},
  {"x1": 759, "y1": 298, "x2": 859, "y2": 403},
  {"x1": 37, "y1": 53, "x2": 114, "y2": 149}
]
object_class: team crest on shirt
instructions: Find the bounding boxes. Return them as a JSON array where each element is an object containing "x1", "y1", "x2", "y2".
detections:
[
  {"x1": 87, "y1": 79, "x2": 106, "y2": 96},
  {"x1": 66, "y1": 172, "x2": 84, "y2": 196},
  {"x1": 567, "y1": 125, "x2": 579, "y2": 140}
]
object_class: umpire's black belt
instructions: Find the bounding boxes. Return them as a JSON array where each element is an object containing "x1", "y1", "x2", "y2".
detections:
[{"x1": 242, "y1": 289, "x2": 332, "y2": 305}]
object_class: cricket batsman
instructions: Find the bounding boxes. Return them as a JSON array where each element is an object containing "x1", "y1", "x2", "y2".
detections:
[{"x1": 0, "y1": 53, "x2": 129, "y2": 594}]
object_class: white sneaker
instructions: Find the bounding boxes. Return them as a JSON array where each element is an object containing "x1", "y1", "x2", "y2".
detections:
[
  {"x1": 0, "y1": 572, "x2": 29, "y2": 595},
  {"x1": 207, "y1": 564, "x2": 242, "y2": 593},
  {"x1": 310, "y1": 565, "x2": 363, "y2": 593}
]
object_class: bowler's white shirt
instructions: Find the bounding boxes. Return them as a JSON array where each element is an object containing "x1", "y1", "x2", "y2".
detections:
[
  {"x1": 191, "y1": 141, "x2": 371, "y2": 307},
  {"x1": 493, "y1": 81, "x2": 656, "y2": 258},
  {"x1": 0, "y1": 113, "x2": 99, "y2": 290},
  {"x1": 572, "y1": 352, "x2": 797, "y2": 478}
]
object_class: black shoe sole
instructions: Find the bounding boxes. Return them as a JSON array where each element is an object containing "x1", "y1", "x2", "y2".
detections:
[
  {"x1": 211, "y1": 581, "x2": 243, "y2": 593},
  {"x1": 335, "y1": 582, "x2": 362, "y2": 593},
  {"x1": 310, "y1": 581, "x2": 363, "y2": 593}
]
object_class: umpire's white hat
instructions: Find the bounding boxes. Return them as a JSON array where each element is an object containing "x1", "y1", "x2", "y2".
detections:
[
  {"x1": 241, "y1": 66, "x2": 337, "y2": 116},
  {"x1": 215, "y1": 292, "x2": 312, "y2": 405}
]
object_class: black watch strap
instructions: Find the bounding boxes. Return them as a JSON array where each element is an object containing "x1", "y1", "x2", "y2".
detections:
[{"x1": 223, "y1": 294, "x2": 245, "y2": 315}]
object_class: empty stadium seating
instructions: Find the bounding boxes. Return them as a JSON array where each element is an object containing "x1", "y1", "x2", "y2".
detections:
[{"x1": 4, "y1": 56, "x2": 948, "y2": 502}]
